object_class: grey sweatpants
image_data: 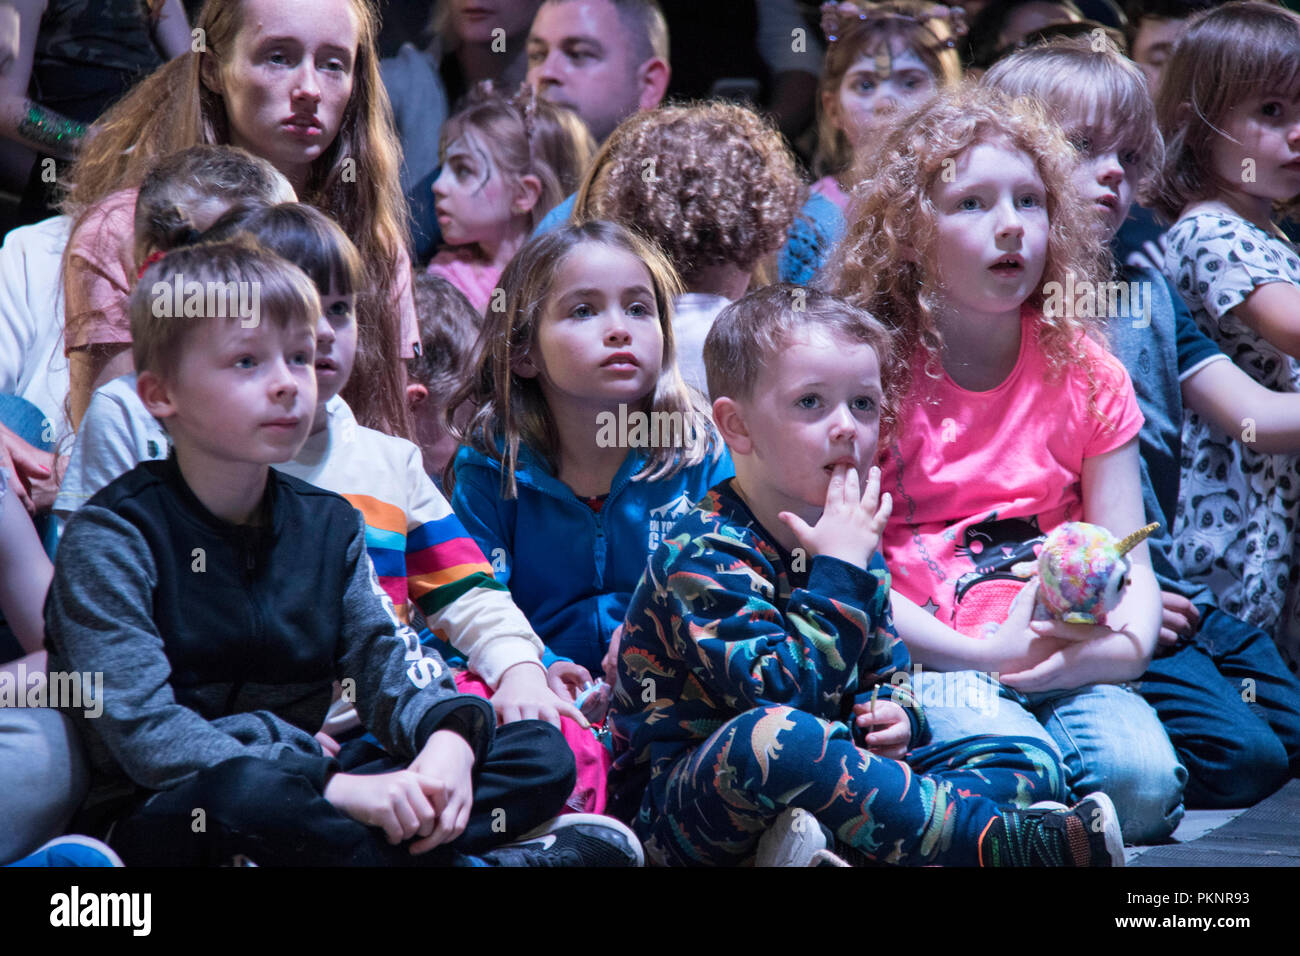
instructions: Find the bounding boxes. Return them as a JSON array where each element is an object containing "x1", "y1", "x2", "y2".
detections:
[{"x1": 0, "y1": 707, "x2": 88, "y2": 862}]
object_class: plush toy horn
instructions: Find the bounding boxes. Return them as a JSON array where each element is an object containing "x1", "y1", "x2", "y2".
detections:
[{"x1": 1116, "y1": 522, "x2": 1160, "y2": 556}]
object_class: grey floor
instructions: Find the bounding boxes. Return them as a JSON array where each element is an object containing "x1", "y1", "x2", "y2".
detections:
[{"x1": 1125, "y1": 780, "x2": 1300, "y2": 866}]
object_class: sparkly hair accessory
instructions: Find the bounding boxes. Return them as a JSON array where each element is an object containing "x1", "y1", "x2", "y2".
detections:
[{"x1": 819, "y1": 1, "x2": 968, "y2": 49}]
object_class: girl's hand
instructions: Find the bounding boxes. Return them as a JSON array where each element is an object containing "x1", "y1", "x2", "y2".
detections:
[
  {"x1": 494, "y1": 661, "x2": 588, "y2": 729},
  {"x1": 0, "y1": 422, "x2": 54, "y2": 516},
  {"x1": 779, "y1": 464, "x2": 893, "y2": 569},
  {"x1": 1158, "y1": 590, "x2": 1200, "y2": 646},
  {"x1": 314, "y1": 730, "x2": 341, "y2": 757},
  {"x1": 546, "y1": 660, "x2": 593, "y2": 701},
  {"x1": 982, "y1": 582, "x2": 1070, "y2": 674},
  {"x1": 853, "y1": 699, "x2": 910, "y2": 759}
]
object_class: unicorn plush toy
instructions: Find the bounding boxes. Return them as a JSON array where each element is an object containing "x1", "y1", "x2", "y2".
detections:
[{"x1": 1011, "y1": 522, "x2": 1159, "y2": 625}]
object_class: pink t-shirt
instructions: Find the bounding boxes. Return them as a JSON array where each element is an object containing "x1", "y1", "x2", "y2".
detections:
[
  {"x1": 426, "y1": 247, "x2": 500, "y2": 316},
  {"x1": 810, "y1": 175, "x2": 851, "y2": 214},
  {"x1": 878, "y1": 308, "x2": 1143, "y2": 637},
  {"x1": 63, "y1": 187, "x2": 419, "y2": 357}
]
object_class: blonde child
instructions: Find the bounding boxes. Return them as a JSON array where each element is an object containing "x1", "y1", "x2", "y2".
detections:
[
  {"x1": 828, "y1": 85, "x2": 1185, "y2": 844},
  {"x1": 608, "y1": 283, "x2": 1121, "y2": 868},
  {"x1": 1148, "y1": 1, "x2": 1300, "y2": 670},
  {"x1": 430, "y1": 85, "x2": 595, "y2": 313},
  {"x1": 812, "y1": 0, "x2": 964, "y2": 214}
]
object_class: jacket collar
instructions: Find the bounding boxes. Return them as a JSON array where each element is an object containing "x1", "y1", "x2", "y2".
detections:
[
  {"x1": 457, "y1": 441, "x2": 649, "y2": 503},
  {"x1": 157, "y1": 450, "x2": 282, "y2": 541}
]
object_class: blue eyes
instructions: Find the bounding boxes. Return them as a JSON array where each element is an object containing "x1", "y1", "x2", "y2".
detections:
[
  {"x1": 569, "y1": 303, "x2": 653, "y2": 319},
  {"x1": 796, "y1": 395, "x2": 877, "y2": 412},
  {"x1": 957, "y1": 194, "x2": 1040, "y2": 211}
]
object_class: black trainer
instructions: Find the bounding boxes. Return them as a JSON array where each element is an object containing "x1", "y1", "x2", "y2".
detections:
[
  {"x1": 476, "y1": 814, "x2": 644, "y2": 867},
  {"x1": 980, "y1": 791, "x2": 1125, "y2": 867}
]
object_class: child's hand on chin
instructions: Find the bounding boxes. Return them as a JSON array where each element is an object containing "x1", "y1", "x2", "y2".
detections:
[{"x1": 779, "y1": 464, "x2": 893, "y2": 569}]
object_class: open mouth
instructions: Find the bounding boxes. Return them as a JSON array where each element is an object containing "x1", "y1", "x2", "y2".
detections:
[
  {"x1": 315, "y1": 358, "x2": 338, "y2": 374},
  {"x1": 1096, "y1": 194, "x2": 1118, "y2": 210},
  {"x1": 989, "y1": 256, "x2": 1024, "y2": 277}
]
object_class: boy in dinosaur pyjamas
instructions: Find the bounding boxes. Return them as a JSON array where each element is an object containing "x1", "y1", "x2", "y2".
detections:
[{"x1": 606, "y1": 285, "x2": 1127, "y2": 867}]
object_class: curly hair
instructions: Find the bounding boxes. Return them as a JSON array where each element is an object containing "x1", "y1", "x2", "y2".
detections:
[
  {"x1": 447, "y1": 220, "x2": 718, "y2": 498},
  {"x1": 1149, "y1": 1, "x2": 1300, "y2": 222},
  {"x1": 823, "y1": 84, "x2": 1112, "y2": 434},
  {"x1": 574, "y1": 101, "x2": 802, "y2": 284}
]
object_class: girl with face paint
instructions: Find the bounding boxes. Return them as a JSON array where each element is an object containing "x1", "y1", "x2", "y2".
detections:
[
  {"x1": 429, "y1": 86, "x2": 594, "y2": 315},
  {"x1": 812, "y1": 1, "x2": 965, "y2": 213}
]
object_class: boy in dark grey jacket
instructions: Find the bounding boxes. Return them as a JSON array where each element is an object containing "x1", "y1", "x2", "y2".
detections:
[{"x1": 45, "y1": 240, "x2": 641, "y2": 866}]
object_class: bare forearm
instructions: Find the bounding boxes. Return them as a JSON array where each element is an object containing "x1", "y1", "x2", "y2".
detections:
[
  {"x1": 1066, "y1": 566, "x2": 1159, "y2": 684},
  {"x1": 0, "y1": 96, "x2": 84, "y2": 158},
  {"x1": 890, "y1": 590, "x2": 995, "y2": 671}
]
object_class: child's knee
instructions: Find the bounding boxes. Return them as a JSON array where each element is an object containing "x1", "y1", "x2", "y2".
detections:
[
  {"x1": 1183, "y1": 728, "x2": 1288, "y2": 808},
  {"x1": 1086, "y1": 743, "x2": 1187, "y2": 844}
]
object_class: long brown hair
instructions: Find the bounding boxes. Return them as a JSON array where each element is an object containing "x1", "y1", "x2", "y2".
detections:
[
  {"x1": 448, "y1": 220, "x2": 718, "y2": 498},
  {"x1": 62, "y1": 0, "x2": 414, "y2": 438},
  {"x1": 1150, "y1": 1, "x2": 1300, "y2": 222}
]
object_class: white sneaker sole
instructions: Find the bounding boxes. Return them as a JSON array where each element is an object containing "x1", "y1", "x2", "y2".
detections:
[{"x1": 755, "y1": 808, "x2": 829, "y2": 867}]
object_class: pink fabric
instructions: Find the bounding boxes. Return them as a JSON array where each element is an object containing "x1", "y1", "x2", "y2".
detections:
[
  {"x1": 878, "y1": 307, "x2": 1143, "y2": 636},
  {"x1": 453, "y1": 669, "x2": 610, "y2": 815},
  {"x1": 64, "y1": 188, "x2": 419, "y2": 358},
  {"x1": 810, "y1": 175, "x2": 851, "y2": 214},
  {"x1": 426, "y1": 248, "x2": 501, "y2": 316},
  {"x1": 64, "y1": 187, "x2": 139, "y2": 353}
]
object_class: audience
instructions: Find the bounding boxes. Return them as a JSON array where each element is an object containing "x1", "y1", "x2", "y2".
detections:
[{"x1": 1, "y1": 0, "x2": 1297, "y2": 869}]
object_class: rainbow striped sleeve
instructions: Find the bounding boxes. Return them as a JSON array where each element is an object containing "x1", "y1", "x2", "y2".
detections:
[
  {"x1": 406, "y1": 512, "x2": 507, "y2": 615},
  {"x1": 342, "y1": 494, "x2": 411, "y2": 615}
]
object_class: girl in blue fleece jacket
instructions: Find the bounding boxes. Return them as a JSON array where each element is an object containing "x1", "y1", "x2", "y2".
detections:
[{"x1": 446, "y1": 221, "x2": 732, "y2": 685}]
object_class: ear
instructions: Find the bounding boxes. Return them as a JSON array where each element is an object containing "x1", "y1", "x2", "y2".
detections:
[
  {"x1": 711, "y1": 396, "x2": 753, "y2": 456},
  {"x1": 511, "y1": 350, "x2": 541, "y2": 379},
  {"x1": 636, "y1": 57, "x2": 670, "y2": 111},
  {"x1": 199, "y1": 51, "x2": 224, "y2": 96},
  {"x1": 406, "y1": 382, "x2": 429, "y2": 409},
  {"x1": 821, "y1": 88, "x2": 843, "y2": 131},
  {"x1": 137, "y1": 370, "x2": 178, "y2": 421},
  {"x1": 513, "y1": 174, "x2": 544, "y2": 216}
]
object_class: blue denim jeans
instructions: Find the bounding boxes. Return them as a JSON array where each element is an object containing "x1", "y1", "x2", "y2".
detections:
[
  {"x1": 1138, "y1": 607, "x2": 1300, "y2": 808},
  {"x1": 912, "y1": 668, "x2": 1187, "y2": 844}
]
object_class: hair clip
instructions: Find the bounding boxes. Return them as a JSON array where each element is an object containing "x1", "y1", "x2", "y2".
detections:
[
  {"x1": 820, "y1": 1, "x2": 969, "y2": 47},
  {"x1": 137, "y1": 249, "x2": 167, "y2": 280}
]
